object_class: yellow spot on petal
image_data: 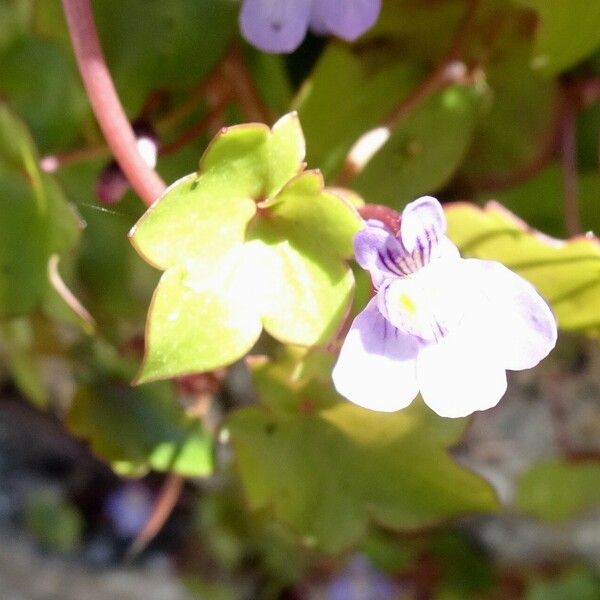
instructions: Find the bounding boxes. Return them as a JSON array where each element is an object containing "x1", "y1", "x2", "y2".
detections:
[{"x1": 399, "y1": 292, "x2": 417, "y2": 315}]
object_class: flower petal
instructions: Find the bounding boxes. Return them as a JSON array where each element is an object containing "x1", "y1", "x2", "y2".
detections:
[
  {"x1": 354, "y1": 220, "x2": 407, "y2": 287},
  {"x1": 417, "y1": 332, "x2": 508, "y2": 418},
  {"x1": 239, "y1": 0, "x2": 311, "y2": 53},
  {"x1": 332, "y1": 299, "x2": 420, "y2": 412},
  {"x1": 311, "y1": 0, "x2": 382, "y2": 41},
  {"x1": 461, "y1": 259, "x2": 558, "y2": 371},
  {"x1": 400, "y1": 196, "x2": 446, "y2": 259}
]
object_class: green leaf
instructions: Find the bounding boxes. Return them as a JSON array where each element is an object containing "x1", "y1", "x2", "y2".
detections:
[
  {"x1": 0, "y1": 318, "x2": 47, "y2": 408},
  {"x1": 131, "y1": 115, "x2": 361, "y2": 383},
  {"x1": 67, "y1": 352, "x2": 213, "y2": 477},
  {"x1": 354, "y1": 85, "x2": 480, "y2": 207},
  {"x1": 515, "y1": 459, "x2": 600, "y2": 522},
  {"x1": 225, "y1": 352, "x2": 498, "y2": 553},
  {"x1": 295, "y1": 45, "x2": 422, "y2": 178},
  {"x1": 446, "y1": 202, "x2": 600, "y2": 332},
  {"x1": 462, "y1": 41, "x2": 559, "y2": 187},
  {"x1": 25, "y1": 491, "x2": 83, "y2": 553},
  {"x1": 0, "y1": 105, "x2": 82, "y2": 318},
  {"x1": 0, "y1": 37, "x2": 88, "y2": 152},
  {"x1": 94, "y1": 0, "x2": 237, "y2": 115},
  {"x1": 488, "y1": 164, "x2": 600, "y2": 238},
  {"x1": 514, "y1": 0, "x2": 600, "y2": 75},
  {"x1": 0, "y1": 0, "x2": 30, "y2": 53},
  {"x1": 526, "y1": 569, "x2": 600, "y2": 600}
]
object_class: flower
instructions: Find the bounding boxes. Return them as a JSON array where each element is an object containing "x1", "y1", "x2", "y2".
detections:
[
  {"x1": 332, "y1": 196, "x2": 557, "y2": 418},
  {"x1": 239, "y1": 0, "x2": 381, "y2": 54}
]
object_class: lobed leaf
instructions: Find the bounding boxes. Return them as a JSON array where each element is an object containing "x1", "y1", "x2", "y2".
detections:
[
  {"x1": 225, "y1": 352, "x2": 498, "y2": 553},
  {"x1": 132, "y1": 116, "x2": 361, "y2": 383}
]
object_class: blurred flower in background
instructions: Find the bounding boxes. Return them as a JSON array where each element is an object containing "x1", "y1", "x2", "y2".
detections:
[
  {"x1": 326, "y1": 554, "x2": 400, "y2": 600},
  {"x1": 104, "y1": 482, "x2": 154, "y2": 539},
  {"x1": 239, "y1": 0, "x2": 382, "y2": 53}
]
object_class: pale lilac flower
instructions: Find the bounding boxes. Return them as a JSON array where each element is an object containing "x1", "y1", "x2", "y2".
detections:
[
  {"x1": 332, "y1": 197, "x2": 557, "y2": 418},
  {"x1": 239, "y1": 0, "x2": 381, "y2": 53}
]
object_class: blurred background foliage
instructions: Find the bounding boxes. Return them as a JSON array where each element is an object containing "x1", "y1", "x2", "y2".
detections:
[{"x1": 0, "y1": 0, "x2": 599, "y2": 598}]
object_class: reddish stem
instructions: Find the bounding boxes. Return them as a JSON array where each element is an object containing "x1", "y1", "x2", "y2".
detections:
[
  {"x1": 560, "y1": 91, "x2": 582, "y2": 236},
  {"x1": 61, "y1": 0, "x2": 166, "y2": 206}
]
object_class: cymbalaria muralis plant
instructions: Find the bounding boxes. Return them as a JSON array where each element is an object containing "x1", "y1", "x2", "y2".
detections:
[{"x1": 5, "y1": 0, "x2": 600, "y2": 576}]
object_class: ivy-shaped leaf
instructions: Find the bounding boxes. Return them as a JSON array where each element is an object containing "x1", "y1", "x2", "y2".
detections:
[
  {"x1": 130, "y1": 113, "x2": 361, "y2": 383},
  {"x1": 446, "y1": 202, "x2": 600, "y2": 332},
  {"x1": 225, "y1": 351, "x2": 498, "y2": 554}
]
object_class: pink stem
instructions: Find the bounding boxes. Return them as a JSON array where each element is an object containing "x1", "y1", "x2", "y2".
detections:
[{"x1": 61, "y1": 0, "x2": 165, "y2": 206}]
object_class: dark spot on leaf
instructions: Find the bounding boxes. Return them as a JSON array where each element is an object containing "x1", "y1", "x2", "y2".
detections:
[{"x1": 265, "y1": 422, "x2": 276, "y2": 435}]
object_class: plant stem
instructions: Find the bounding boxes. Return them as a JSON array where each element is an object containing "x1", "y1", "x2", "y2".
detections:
[
  {"x1": 560, "y1": 93, "x2": 581, "y2": 236},
  {"x1": 61, "y1": 0, "x2": 165, "y2": 206}
]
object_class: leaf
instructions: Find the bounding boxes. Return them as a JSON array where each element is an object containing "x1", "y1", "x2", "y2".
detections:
[
  {"x1": 446, "y1": 202, "x2": 600, "y2": 332},
  {"x1": 0, "y1": 37, "x2": 88, "y2": 152},
  {"x1": 67, "y1": 347, "x2": 213, "y2": 477},
  {"x1": 526, "y1": 569, "x2": 600, "y2": 600},
  {"x1": 487, "y1": 164, "x2": 600, "y2": 238},
  {"x1": 514, "y1": 0, "x2": 600, "y2": 75},
  {"x1": 0, "y1": 105, "x2": 82, "y2": 318},
  {"x1": 295, "y1": 45, "x2": 422, "y2": 178},
  {"x1": 94, "y1": 0, "x2": 237, "y2": 115},
  {"x1": 461, "y1": 41, "x2": 559, "y2": 187},
  {"x1": 25, "y1": 491, "x2": 83, "y2": 553},
  {"x1": 225, "y1": 352, "x2": 498, "y2": 553},
  {"x1": 0, "y1": 318, "x2": 47, "y2": 408},
  {"x1": 131, "y1": 114, "x2": 361, "y2": 383},
  {"x1": 515, "y1": 459, "x2": 600, "y2": 522},
  {"x1": 354, "y1": 85, "x2": 481, "y2": 207}
]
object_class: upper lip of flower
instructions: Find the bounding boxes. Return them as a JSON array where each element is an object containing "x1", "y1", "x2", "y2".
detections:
[{"x1": 332, "y1": 196, "x2": 558, "y2": 419}]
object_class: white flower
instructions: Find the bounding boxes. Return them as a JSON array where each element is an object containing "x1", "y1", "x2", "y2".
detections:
[{"x1": 332, "y1": 196, "x2": 558, "y2": 418}]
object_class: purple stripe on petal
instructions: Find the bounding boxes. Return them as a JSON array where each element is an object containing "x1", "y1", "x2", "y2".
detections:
[
  {"x1": 311, "y1": 0, "x2": 382, "y2": 41},
  {"x1": 240, "y1": 0, "x2": 311, "y2": 53},
  {"x1": 354, "y1": 222, "x2": 407, "y2": 287},
  {"x1": 400, "y1": 196, "x2": 446, "y2": 259},
  {"x1": 332, "y1": 299, "x2": 420, "y2": 412}
]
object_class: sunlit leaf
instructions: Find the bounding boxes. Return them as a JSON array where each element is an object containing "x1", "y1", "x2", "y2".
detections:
[
  {"x1": 131, "y1": 115, "x2": 360, "y2": 382},
  {"x1": 446, "y1": 202, "x2": 600, "y2": 332}
]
